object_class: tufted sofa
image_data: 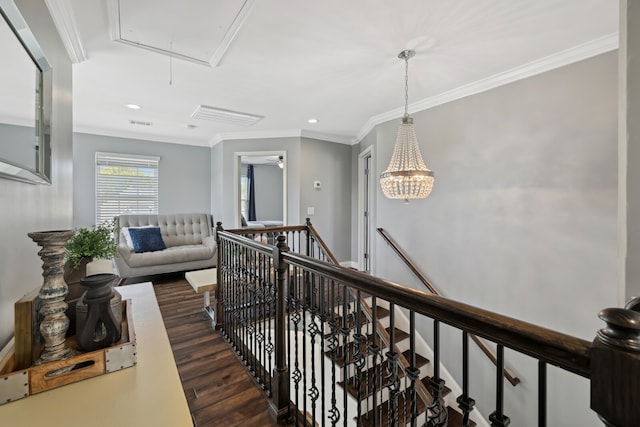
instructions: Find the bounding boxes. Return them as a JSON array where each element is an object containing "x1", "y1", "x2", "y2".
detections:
[{"x1": 114, "y1": 213, "x2": 217, "y2": 278}]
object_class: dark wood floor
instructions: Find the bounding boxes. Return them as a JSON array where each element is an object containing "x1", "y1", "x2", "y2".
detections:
[{"x1": 124, "y1": 273, "x2": 280, "y2": 427}]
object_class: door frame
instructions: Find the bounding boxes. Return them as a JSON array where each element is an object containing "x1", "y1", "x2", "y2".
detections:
[{"x1": 358, "y1": 146, "x2": 374, "y2": 272}]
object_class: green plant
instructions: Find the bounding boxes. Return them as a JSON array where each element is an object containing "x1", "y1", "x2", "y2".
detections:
[{"x1": 64, "y1": 220, "x2": 119, "y2": 268}]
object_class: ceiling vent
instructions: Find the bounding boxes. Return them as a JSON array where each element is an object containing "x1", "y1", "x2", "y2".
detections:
[
  {"x1": 191, "y1": 105, "x2": 263, "y2": 126},
  {"x1": 129, "y1": 120, "x2": 152, "y2": 126}
]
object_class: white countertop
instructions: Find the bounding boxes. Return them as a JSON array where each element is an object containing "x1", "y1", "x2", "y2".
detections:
[{"x1": 0, "y1": 282, "x2": 192, "y2": 427}]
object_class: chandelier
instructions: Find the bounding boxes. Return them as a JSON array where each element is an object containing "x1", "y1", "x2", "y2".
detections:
[{"x1": 380, "y1": 49, "x2": 434, "y2": 203}]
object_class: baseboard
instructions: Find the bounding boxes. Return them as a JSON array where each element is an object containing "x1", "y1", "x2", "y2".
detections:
[{"x1": 339, "y1": 260, "x2": 359, "y2": 269}]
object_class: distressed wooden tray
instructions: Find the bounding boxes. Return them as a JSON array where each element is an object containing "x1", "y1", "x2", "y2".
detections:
[{"x1": 0, "y1": 299, "x2": 136, "y2": 405}]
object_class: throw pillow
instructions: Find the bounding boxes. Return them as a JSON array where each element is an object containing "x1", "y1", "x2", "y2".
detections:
[
  {"x1": 128, "y1": 227, "x2": 167, "y2": 253},
  {"x1": 121, "y1": 225, "x2": 154, "y2": 250},
  {"x1": 241, "y1": 215, "x2": 248, "y2": 227}
]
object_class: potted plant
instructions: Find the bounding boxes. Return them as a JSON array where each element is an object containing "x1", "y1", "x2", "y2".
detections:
[{"x1": 64, "y1": 219, "x2": 119, "y2": 281}]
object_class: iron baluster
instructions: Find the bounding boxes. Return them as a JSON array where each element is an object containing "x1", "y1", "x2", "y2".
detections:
[
  {"x1": 327, "y1": 279, "x2": 340, "y2": 426},
  {"x1": 456, "y1": 331, "x2": 476, "y2": 427},
  {"x1": 386, "y1": 303, "x2": 400, "y2": 427},
  {"x1": 488, "y1": 344, "x2": 510, "y2": 426},
  {"x1": 367, "y1": 297, "x2": 380, "y2": 427},
  {"x1": 426, "y1": 320, "x2": 447, "y2": 427},
  {"x1": 352, "y1": 291, "x2": 366, "y2": 426},
  {"x1": 407, "y1": 310, "x2": 420, "y2": 427},
  {"x1": 538, "y1": 361, "x2": 546, "y2": 427}
]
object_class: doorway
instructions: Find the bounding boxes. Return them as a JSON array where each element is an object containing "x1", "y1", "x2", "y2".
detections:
[{"x1": 234, "y1": 151, "x2": 287, "y2": 228}]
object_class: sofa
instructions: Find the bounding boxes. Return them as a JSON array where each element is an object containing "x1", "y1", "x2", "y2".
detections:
[{"x1": 114, "y1": 213, "x2": 217, "y2": 278}]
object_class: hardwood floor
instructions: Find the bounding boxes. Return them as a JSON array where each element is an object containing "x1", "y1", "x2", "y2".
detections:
[{"x1": 124, "y1": 273, "x2": 280, "y2": 427}]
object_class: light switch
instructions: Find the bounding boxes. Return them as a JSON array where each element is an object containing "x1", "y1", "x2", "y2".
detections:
[{"x1": 307, "y1": 207, "x2": 315, "y2": 215}]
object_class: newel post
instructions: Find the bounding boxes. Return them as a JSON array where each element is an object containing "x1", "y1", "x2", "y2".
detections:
[
  {"x1": 215, "y1": 222, "x2": 224, "y2": 330},
  {"x1": 269, "y1": 235, "x2": 290, "y2": 423},
  {"x1": 591, "y1": 298, "x2": 640, "y2": 426}
]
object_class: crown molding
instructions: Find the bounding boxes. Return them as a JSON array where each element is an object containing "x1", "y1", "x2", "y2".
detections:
[
  {"x1": 73, "y1": 125, "x2": 210, "y2": 147},
  {"x1": 355, "y1": 33, "x2": 619, "y2": 143},
  {"x1": 45, "y1": 0, "x2": 87, "y2": 63},
  {"x1": 209, "y1": 129, "x2": 351, "y2": 147}
]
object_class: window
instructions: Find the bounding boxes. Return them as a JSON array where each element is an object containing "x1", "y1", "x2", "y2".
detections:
[{"x1": 95, "y1": 152, "x2": 159, "y2": 224}]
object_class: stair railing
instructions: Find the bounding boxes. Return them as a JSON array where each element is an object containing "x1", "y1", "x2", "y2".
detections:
[
  {"x1": 377, "y1": 227, "x2": 521, "y2": 388},
  {"x1": 216, "y1": 222, "x2": 640, "y2": 427},
  {"x1": 306, "y1": 220, "x2": 437, "y2": 414}
]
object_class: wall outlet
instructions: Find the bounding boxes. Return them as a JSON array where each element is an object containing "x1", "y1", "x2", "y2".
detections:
[{"x1": 307, "y1": 207, "x2": 315, "y2": 215}]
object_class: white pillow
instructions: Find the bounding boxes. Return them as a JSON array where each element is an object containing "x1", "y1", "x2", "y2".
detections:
[{"x1": 121, "y1": 225, "x2": 155, "y2": 250}]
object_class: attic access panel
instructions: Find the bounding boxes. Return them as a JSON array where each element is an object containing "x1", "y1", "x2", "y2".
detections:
[{"x1": 108, "y1": 0, "x2": 254, "y2": 66}]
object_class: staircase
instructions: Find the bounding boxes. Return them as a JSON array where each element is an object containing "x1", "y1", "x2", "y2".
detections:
[{"x1": 322, "y1": 296, "x2": 476, "y2": 427}]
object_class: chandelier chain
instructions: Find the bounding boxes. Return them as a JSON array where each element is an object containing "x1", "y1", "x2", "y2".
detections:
[{"x1": 404, "y1": 55, "x2": 409, "y2": 118}]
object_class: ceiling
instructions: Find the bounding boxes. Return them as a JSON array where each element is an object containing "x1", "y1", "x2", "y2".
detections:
[{"x1": 49, "y1": 0, "x2": 617, "y2": 147}]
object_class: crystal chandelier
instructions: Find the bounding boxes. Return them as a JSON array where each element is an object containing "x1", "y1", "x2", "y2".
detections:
[{"x1": 380, "y1": 49, "x2": 434, "y2": 203}]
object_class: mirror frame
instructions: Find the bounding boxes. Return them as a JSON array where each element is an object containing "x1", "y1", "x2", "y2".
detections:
[{"x1": 0, "y1": 0, "x2": 52, "y2": 184}]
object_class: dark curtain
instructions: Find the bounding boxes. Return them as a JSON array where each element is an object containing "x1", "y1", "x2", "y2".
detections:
[{"x1": 247, "y1": 164, "x2": 256, "y2": 221}]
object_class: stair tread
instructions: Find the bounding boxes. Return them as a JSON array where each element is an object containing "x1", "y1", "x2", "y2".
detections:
[
  {"x1": 385, "y1": 326, "x2": 409, "y2": 343},
  {"x1": 322, "y1": 305, "x2": 390, "y2": 339},
  {"x1": 339, "y1": 351, "x2": 430, "y2": 399},
  {"x1": 401, "y1": 349, "x2": 429, "y2": 368},
  {"x1": 441, "y1": 406, "x2": 477, "y2": 427},
  {"x1": 359, "y1": 389, "x2": 427, "y2": 427}
]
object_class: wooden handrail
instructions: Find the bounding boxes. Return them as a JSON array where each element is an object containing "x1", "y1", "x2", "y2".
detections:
[
  {"x1": 305, "y1": 218, "x2": 340, "y2": 265},
  {"x1": 374, "y1": 227, "x2": 522, "y2": 386},
  {"x1": 282, "y1": 252, "x2": 591, "y2": 378}
]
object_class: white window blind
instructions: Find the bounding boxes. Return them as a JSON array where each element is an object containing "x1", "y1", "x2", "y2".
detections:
[{"x1": 95, "y1": 152, "x2": 159, "y2": 224}]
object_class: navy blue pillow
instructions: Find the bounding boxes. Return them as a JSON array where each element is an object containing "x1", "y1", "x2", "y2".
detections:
[{"x1": 128, "y1": 227, "x2": 166, "y2": 253}]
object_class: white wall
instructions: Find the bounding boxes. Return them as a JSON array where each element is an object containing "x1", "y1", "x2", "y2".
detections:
[
  {"x1": 73, "y1": 133, "x2": 212, "y2": 227},
  {"x1": 359, "y1": 52, "x2": 617, "y2": 426},
  {"x1": 0, "y1": 0, "x2": 73, "y2": 348}
]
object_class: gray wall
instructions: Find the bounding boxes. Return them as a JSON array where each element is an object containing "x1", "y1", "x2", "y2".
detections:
[
  {"x1": 0, "y1": 123, "x2": 36, "y2": 168},
  {"x1": 211, "y1": 136, "x2": 352, "y2": 261},
  {"x1": 300, "y1": 137, "x2": 352, "y2": 262},
  {"x1": 73, "y1": 133, "x2": 212, "y2": 227},
  {"x1": 211, "y1": 137, "x2": 301, "y2": 228},
  {"x1": 0, "y1": 0, "x2": 73, "y2": 348},
  {"x1": 358, "y1": 52, "x2": 617, "y2": 426}
]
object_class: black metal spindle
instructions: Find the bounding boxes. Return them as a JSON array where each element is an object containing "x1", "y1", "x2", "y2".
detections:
[
  {"x1": 407, "y1": 310, "x2": 419, "y2": 427},
  {"x1": 457, "y1": 331, "x2": 476, "y2": 427},
  {"x1": 428, "y1": 320, "x2": 448, "y2": 426},
  {"x1": 341, "y1": 284, "x2": 350, "y2": 427},
  {"x1": 489, "y1": 344, "x2": 510, "y2": 426},
  {"x1": 353, "y1": 291, "x2": 366, "y2": 426},
  {"x1": 368, "y1": 297, "x2": 379, "y2": 427},
  {"x1": 328, "y1": 279, "x2": 340, "y2": 426},
  {"x1": 386, "y1": 303, "x2": 399, "y2": 427},
  {"x1": 539, "y1": 361, "x2": 547, "y2": 427}
]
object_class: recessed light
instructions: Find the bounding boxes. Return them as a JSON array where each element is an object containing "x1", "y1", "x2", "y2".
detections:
[
  {"x1": 126, "y1": 104, "x2": 141, "y2": 110},
  {"x1": 307, "y1": 118, "x2": 318, "y2": 124}
]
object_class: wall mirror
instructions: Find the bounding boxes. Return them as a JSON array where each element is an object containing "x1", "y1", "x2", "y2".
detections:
[
  {"x1": 0, "y1": 0, "x2": 52, "y2": 184},
  {"x1": 234, "y1": 151, "x2": 287, "y2": 229}
]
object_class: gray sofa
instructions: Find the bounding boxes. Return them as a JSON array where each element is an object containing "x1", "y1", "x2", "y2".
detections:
[{"x1": 114, "y1": 213, "x2": 217, "y2": 278}]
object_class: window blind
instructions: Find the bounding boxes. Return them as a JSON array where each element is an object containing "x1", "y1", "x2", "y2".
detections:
[{"x1": 95, "y1": 152, "x2": 159, "y2": 224}]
